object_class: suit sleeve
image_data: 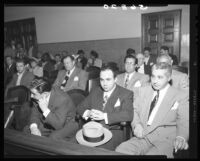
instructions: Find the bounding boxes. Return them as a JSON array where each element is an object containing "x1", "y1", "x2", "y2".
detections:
[
  {"x1": 52, "y1": 70, "x2": 62, "y2": 87},
  {"x1": 179, "y1": 74, "x2": 189, "y2": 90},
  {"x1": 107, "y1": 91, "x2": 133, "y2": 124},
  {"x1": 78, "y1": 71, "x2": 88, "y2": 91},
  {"x1": 25, "y1": 73, "x2": 35, "y2": 88},
  {"x1": 29, "y1": 103, "x2": 42, "y2": 126},
  {"x1": 44, "y1": 96, "x2": 76, "y2": 130},
  {"x1": 142, "y1": 75, "x2": 150, "y2": 86},
  {"x1": 176, "y1": 93, "x2": 189, "y2": 141}
]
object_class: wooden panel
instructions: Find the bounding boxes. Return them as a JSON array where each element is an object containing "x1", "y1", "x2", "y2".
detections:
[
  {"x1": 4, "y1": 129, "x2": 123, "y2": 156},
  {"x1": 164, "y1": 32, "x2": 174, "y2": 42},
  {"x1": 164, "y1": 18, "x2": 174, "y2": 28}
]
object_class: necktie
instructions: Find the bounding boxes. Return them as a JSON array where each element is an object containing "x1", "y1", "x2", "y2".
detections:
[
  {"x1": 102, "y1": 95, "x2": 108, "y2": 110},
  {"x1": 61, "y1": 71, "x2": 70, "y2": 87},
  {"x1": 148, "y1": 91, "x2": 159, "y2": 119},
  {"x1": 124, "y1": 74, "x2": 130, "y2": 88}
]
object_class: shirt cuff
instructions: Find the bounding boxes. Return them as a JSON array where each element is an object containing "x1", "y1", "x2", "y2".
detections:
[
  {"x1": 104, "y1": 113, "x2": 108, "y2": 124},
  {"x1": 43, "y1": 109, "x2": 51, "y2": 118},
  {"x1": 176, "y1": 136, "x2": 186, "y2": 142},
  {"x1": 30, "y1": 123, "x2": 38, "y2": 129},
  {"x1": 83, "y1": 110, "x2": 90, "y2": 120}
]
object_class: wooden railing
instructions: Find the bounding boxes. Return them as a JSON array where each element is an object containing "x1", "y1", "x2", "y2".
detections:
[{"x1": 4, "y1": 129, "x2": 124, "y2": 156}]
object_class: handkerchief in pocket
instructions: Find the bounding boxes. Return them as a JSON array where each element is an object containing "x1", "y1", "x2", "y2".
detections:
[
  {"x1": 171, "y1": 101, "x2": 179, "y2": 110},
  {"x1": 114, "y1": 98, "x2": 121, "y2": 107},
  {"x1": 134, "y1": 80, "x2": 141, "y2": 87},
  {"x1": 74, "y1": 76, "x2": 79, "y2": 81}
]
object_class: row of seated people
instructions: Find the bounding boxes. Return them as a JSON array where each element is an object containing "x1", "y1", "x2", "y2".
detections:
[{"x1": 4, "y1": 53, "x2": 189, "y2": 158}]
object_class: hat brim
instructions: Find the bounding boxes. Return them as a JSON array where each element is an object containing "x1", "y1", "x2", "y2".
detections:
[{"x1": 76, "y1": 127, "x2": 112, "y2": 147}]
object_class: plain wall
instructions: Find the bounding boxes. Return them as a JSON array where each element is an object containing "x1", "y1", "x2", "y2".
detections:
[{"x1": 4, "y1": 5, "x2": 189, "y2": 64}]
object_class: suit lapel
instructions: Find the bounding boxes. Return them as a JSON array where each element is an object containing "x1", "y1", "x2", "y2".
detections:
[
  {"x1": 147, "y1": 86, "x2": 175, "y2": 132},
  {"x1": 128, "y1": 72, "x2": 139, "y2": 88},
  {"x1": 68, "y1": 67, "x2": 78, "y2": 84},
  {"x1": 20, "y1": 70, "x2": 27, "y2": 85},
  {"x1": 47, "y1": 89, "x2": 56, "y2": 110}
]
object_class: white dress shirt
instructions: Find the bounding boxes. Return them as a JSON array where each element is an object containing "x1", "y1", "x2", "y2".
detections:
[
  {"x1": 147, "y1": 84, "x2": 170, "y2": 125},
  {"x1": 137, "y1": 64, "x2": 145, "y2": 74},
  {"x1": 16, "y1": 71, "x2": 25, "y2": 86}
]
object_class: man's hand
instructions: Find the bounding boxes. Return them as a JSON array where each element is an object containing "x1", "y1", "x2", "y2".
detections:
[
  {"x1": 174, "y1": 136, "x2": 189, "y2": 153},
  {"x1": 38, "y1": 96, "x2": 49, "y2": 113},
  {"x1": 133, "y1": 123, "x2": 144, "y2": 138},
  {"x1": 30, "y1": 126, "x2": 42, "y2": 136},
  {"x1": 90, "y1": 109, "x2": 105, "y2": 121}
]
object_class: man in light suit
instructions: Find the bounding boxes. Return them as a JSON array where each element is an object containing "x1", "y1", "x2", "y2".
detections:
[
  {"x1": 116, "y1": 55, "x2": 149, "y2": 99},
  {"x1": 115, "y1": 62, "x2": 189, "y2": 158},
  {"x1": 53, "y1": 55, "x2": 88, "y2": 92},
  {"x1": 156, "y1": 54, "x2": 189, "y2": 90},
  {"x1": 24, "y1": 78, "x2": 79, "y2": 140},
  {"x1": 77, "y1": 65, "x2": 133, "y2": 150},
  {"x1": 5, "y1": 58, "x2": 35, "y2": 98}
]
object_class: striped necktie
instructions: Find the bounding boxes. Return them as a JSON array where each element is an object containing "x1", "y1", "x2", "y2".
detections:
[
  {"x1": 148, "y1": 90, "x2": 159, "y2": 119},
  {"x1": 102, "y1": 95, "x2": 108, "y2": 110},
  {"x1": 124, "y1": 74, "x2": 130, "y2": 88}
]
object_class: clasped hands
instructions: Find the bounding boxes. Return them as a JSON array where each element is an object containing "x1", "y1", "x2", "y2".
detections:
[{"x1": 86, "y1": 109, "x2": 105, "y2": 121}]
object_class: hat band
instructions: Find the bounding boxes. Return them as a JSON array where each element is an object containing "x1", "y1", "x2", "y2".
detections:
[{"x1": 83, "y1": 134, "x2": 104, "y2": 143}]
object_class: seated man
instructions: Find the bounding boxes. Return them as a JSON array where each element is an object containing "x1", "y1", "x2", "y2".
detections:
[
  {"x1": 77, "y1": 65, "x2": 133, "y2": 150},
  {"x1": 135, "y1": 53, "x2": 145, "y2": 74},
  {"x1": 156, "y1": 54, "x2": 189, "y2": 90},
  {"x1": 53, "y1": 55, "x2": 88, "y2": 92},
  {"x1": 4, "y1": 58, "x2": 35, "y2": 98},
  {"x1": 160, "y1": 46, "x2": 178, "y2": 65},
  {"x1": 115, "y1": 62, "x2": 189, "y2": 158},
  {"x1": 24, "y1": 78, "x2": 79, "y2": 140},
  {"x1": 116, "y1": 55, "x2": 149, "y2": 99}
]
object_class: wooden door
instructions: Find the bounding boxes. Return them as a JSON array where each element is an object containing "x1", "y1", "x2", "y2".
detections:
[{"x1": 142, "y1": 10, "x2": 181, "y2": 63}]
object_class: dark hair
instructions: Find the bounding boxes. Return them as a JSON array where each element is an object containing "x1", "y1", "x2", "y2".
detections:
[
  {"x1": 30, "y1": 78, "x2": 51, "y2": 94},
  {"x1": 77, "y1": 50, "x2": 85, "y2": 55},
  {"x1": 5, "y1": 55, "x2": 13, "y2": 60},
  {"x1": 62, "y1": 55, "x2": 75, "y2": 63},
  {"x1": 90, "y1": 50, "x2": 99, "y2": 58},
  {"x1": 100, "y1": 64, "x2": 117, "y2": 78},
  {"x1": 126, "y1": 48, "x2": 135, "y2": 55},
  {"x1": 160, "y1": 46, "x2": 169, "y2": 52},
  {"x1": 55, "y1": 54, "x2": 61, "y2": 58},
  {"x1": 15, "y1": 58, "x2": 26, "y2": 65},
  {"x1": 124, "y1": 55, "x2": 138, "y2": 65},
  {"x1": 143, "y1": 47, "x2": 151, "y2": 52}
]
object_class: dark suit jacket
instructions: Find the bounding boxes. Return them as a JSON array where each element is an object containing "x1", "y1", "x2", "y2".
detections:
[
  {"x1": 4, "y1": 63, "x2": 17, "y2": 86},
  {"x1": 29, "y1": 87, "x2": 77, "y2": 133},
  {"x1": 53, "y1": 67, "x2": 88, "y2": 91},
  {"x1": 144, "y1": 54, "x2": 157, "y2": 76},
  {"x1": 169, "y1": 54, "x2": 178, "y2": 65}
]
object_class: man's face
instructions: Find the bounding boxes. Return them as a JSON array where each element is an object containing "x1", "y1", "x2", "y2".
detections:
[
  {"x1": 125, "y1": 58, "x2": 136, "y2": 73},
  {"x1": 6, "y1": 57, "x2": 13, "y2": 66},
  {"x1": 55, "y1": 56, "x2": 61, "y2": 63},
  {"x1": 16, "y1": 62, "x2": 25, "y2": 73},
  {"x1": 144, "y1": 50, "x2": 150, "y2": 57},
  {"x1": 100, "y1": 69, "x2": 116, "y2": 92},
  {"x1": 31, "y1": 61, "x2": 37, "y2": 68},
  {"x1": 136, "y1": 54, "x2": 145, "y2": 66},
  {"x1": 63, "y1": 57, "x2": 75, "y2": 71},
  {"x1": 30, "y1": 88, "x2": 41, "y2": 101},
  {"x1": 160, "y1": 49, "x2": 166, "y2": 55},
  {"x1": 151, "y1": 68, "x2": 171, "y2": 90}
]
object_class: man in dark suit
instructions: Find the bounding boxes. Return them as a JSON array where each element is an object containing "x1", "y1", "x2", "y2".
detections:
[
  {"x1": 24, "y1": 78, "x2": 79, "y2": 140},
  {"x1": 4, "y1": 56, "x2": 17, "y2": 87},
  {"x1": 143, "y1": 47, "x2": 157, "y2": 76},
  {"x1": 5, "y1": 58, "x2": 35, "y2": 98},
  {"x1": 53, "y1": 55, "x2": 88, "y2": 92},
  {"x1": 116, "y1": 62, "x2": 189, "y2": 158},
  {"x1": 160, "y1": 46, "x2": 178, "y2": 65},
  {"x1": 77, "y1": 65, "x2": 133, "y2": 150}
]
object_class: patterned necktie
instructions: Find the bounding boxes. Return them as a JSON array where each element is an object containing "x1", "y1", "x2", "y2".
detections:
[
  {"x1": 124, "y1": 74, "x2": 130, "y2": 88},
  {"x1": 102, "y1": 95, "x2": 108, "y2": 110},
  {"x1": 148, "y1": 90, "x2": 159, "y2": 119},
  {"x1": 61, "y1": 71, "x2": 70, "y2": 87}
]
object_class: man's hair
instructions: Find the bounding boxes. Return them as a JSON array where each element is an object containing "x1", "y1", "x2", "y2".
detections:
[
  {"x1": 15, "y1": 58, "x2": 26, "y2": 65},
  {"x1": 30, "y1": 78, "x2": 51, "y2": 94},
  {"x1": 101, "y1": 64, "x2": 117, "y2": 78},
  {"x1": 143, "y1": 47, "x2": 151, "y2": 52},
  {"x1": 5, "y1": 55, "x2": 13, "y2": 60},
  {"x1": 62, "y1": 55, "x2": 75, "y2": 62},
  {"x1": 160, "y1": 46, "x2": 169, "y2": 52},
  {"x1": 152, "y1": 62, "x2": 172, "y2": 77},
  {"x1": 55, "y1": 54, "x2": 61, "y2": 58},
  {"x1": 77, "y1": 50, "x2": 85, "y2": 55},
  {"x1": 90, "y1": 50, "x2": 99, "y2": 58},
  {"x1": 124, "y1": 55, "x2": 138, "y2": 65},
  {"x1": 156, "y1": 54, "x2": 172, "y2": 65},
  {"x1": 126, "y1": 48, "x2": 135, "y2": 55}
]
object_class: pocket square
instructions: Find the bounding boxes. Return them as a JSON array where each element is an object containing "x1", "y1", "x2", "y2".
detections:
[
  {"x1": 171, "y1": 101, "x2": 179, "y2": 110},
  {"x1": 74, "y1": 76, "x2": 79, "y2": 81},
  {"x1": 134, "y1": 80, "x2": 141, "y2": 87},
  {"x1": 114, "y1": 98, "x2": 121, "y2": 107}
]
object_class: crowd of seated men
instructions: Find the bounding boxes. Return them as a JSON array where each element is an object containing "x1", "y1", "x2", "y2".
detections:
[{"x1": 4, "y1": 41, "x2": 189, "y2": 158}]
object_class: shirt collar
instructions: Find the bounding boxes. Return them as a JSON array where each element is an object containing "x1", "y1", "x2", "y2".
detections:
[
  {"x1": 153, "y1": 83, "x2": 170, "y2": 96},
  {"x1": 125, "y1": 71, "x2": 135, "y2": 79},
  {"x1": 67, "y1": 66, "x2": 75, "y2": 76},
  {"x1": 17, "y1": 70, "x2": 25, "y2": 76},
  {"x1": 104, "y1": 84, "x2": 116, "y2": 98}
]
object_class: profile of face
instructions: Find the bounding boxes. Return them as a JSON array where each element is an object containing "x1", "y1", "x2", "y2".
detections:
[
  {"x1": 100, "y1": 69, "x2": 116, "y2": 92},
  {"x1": 136, "y1": 54, "x2": 145, "y2": 66},
  {"x1": 125, "y1": 58, "x2": 137, "y2": 73},
  {"x1": 16, "y1": 62, "x2": 26, "y2": 73},
  {"x1": 63, "y1": 57, "x2": 75, "y2": 71},
  {"x1": 144, "y1": 50, "x2": 150, "y2": 58},
  {"x1": 160, "y1": 49, "x2": 166, "y2": 55},
  {"x1": 6, "y1": 57, "x2": 13, "y2": 66},
  {"x1": 151, "y1": 68, "x2": 171, "y2": 91}
]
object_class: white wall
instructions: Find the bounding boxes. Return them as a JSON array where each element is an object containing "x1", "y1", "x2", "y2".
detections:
[{"x1": 4, "y1": 5, "x2": 189, "y2": 62}]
